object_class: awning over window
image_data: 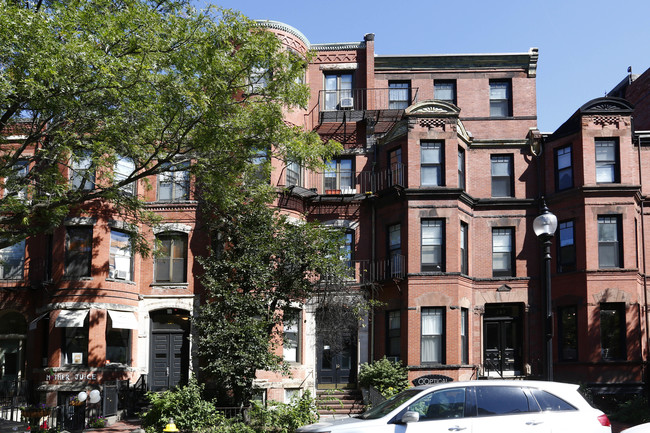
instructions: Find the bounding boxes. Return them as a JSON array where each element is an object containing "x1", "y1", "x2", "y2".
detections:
[
  {"x1": 55, "y1": 310, "x2": 89, "y2": 328},
  {"x1": 29, "y1": 312, "x2": 48, "y2": 331},
  {"x1": 107, "y1": 310, "x2": 138, "y2": 330}
]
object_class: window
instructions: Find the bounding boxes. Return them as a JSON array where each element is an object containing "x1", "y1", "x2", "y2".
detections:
[
  {"x1": 434, "y1": 80, "x2": 456, "y2": 105},
  {"x1": 558, "y1": 306, "x2": 578, "y2": 361},
  {"x1": 408, "y1": 388, "x2": 466, "y2": 420},
  {"x1": 492, "y1": 228, "x2": 514, "y2": 277},
  {"x1": 114, "y1": 157, "x2": 136, "y2": 195},
  {"x1": 388, "y1": 81, "x2": 410, "y2": 109},
  {"x1": 421, "y1": 307, "x2": 444, "y2": 363},
  {"x1": 286, "y1": 161, "x2": 301, "y2": 187},
  {"x1": 555, "y1": 146, "x2": 573, "y2": 191},
  {"x1": 4, "y1": 160, "x2": 28, "y2": 200},
  {"x1": 386, "y1": 310, "x2": 400, "y2": 360},
  {"x1": 283, "y1": 309, "x2": 301, "y2": 363},
  {"x1": 421, "y1": 141, "x2": 444, "y2": 187},
  {"x1": 109, "y1": 230, "x2": 132, "y2": 281},
  {"x1": 461, "y1": 308, "x2": 469, "y2": 364},
  {"x1": 0, "y1": 240, "x2": 25, "y2": 280},
  {"x1": 598, "y1": 215, "x2": 622, "y2": 268},
  {"x1": 595, "y1": 138, "x2": 619, "y2": 183},
  {"x1": 70, "y1": 151, "x2": 95, "y2": 190},
  {"x1": 324, "y1": 159, "x2": 354, "y2": 192},
  {"x1": 324, "y1": 72, "x2": 353, "y2": 110},
  {"x1": 388, "y1": 223, "x2": 402, "y2": 277},
  {"x1": 476, "y1": 386, "x2": 531, "y2": 416},
  {"x1": 106, "y1": 314, "x2": 131, "y2": 365},
  {"x1": 249, "y1": 66, "x2": 270, "y2": 92},
  {"x1": 458, "y1": 147, "x2": 465, "y2": 190},
  {"x1": 529, "y1": 389, "x2": 576, "y2": 411},
  {"x1": 460, "y1": 222, "x2": 468, "y2": 275},
  {"x1": 154, "y1": 233, "x2": 188, "y2": 283},
  {"x1": 491, "y1": 155, "x2": 513, "y2": 197},
  {"x1": 65, "y1": 227, "x2": 92, "y2": 278},
  {"x1": 557, "y1": 220, "x2": 576, "y2": 273},
  {"x1": 489, "y1": 80, "x2": 512, "y2": 117},
  {"x1": 422, "y1": 219, "x2": 444, "y2": 272},
  {"x1": 600, "y1": 303, "x2": 626, "y2": 360},
  {"x1": 158, "y1": 162, "x2": 189, "y2": 201},
  {"x1": 342, "y1": 230, "x2": 354, "y2": 270},
  {"x1": 63, "y1": 318, "x2": 88, "y2": 366},
  {"x1": 388, "y1": 147, "x2": 403, "y2": 187}
]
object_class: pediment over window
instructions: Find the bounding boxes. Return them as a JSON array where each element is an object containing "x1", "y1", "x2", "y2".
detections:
[
  {"x1": 578, "y1": 97, "x2": 634, "y2": 115},
  {"x1": 497, "y1": 284, "x2": 512, "y2": 292},
  {"x1": 405, "y1": 100, "x2": 460, "y2": 118}
]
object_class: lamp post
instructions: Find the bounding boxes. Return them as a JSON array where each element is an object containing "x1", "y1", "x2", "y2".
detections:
[{"x1": 533, "y1": 198, "x2": 557, "y2": 381}]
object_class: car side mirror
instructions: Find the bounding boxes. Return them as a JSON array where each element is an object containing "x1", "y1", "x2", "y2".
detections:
[{"x1": 401, "y1": 411, "x2": 420, "y2": 424}]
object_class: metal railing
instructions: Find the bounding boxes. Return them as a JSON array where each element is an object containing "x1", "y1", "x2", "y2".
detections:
[
  {"x1": 284, "y1": 163, "x2": 406, "y2": 195},
  {"x1": 318, "y1": 87, "x2": 420, "y2": 112},
  {"x1": 332, "y1": 256, "x2": 406, "y2": 285}
]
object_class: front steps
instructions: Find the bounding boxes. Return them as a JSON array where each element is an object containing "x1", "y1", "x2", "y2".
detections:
[{"x1": 316, "y1": 389, "x2": 365, "y2": 417}]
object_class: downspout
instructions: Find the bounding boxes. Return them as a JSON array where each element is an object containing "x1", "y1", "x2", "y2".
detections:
[
  {"x1": 370, "y1": 137, "x2": 378, "y2": 362},
  {"x1": 636, "y1": 123, "x2": 649, "y2": 386}
]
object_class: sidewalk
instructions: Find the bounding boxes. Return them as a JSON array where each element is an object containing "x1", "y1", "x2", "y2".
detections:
[{"x1": 95, "y1": 418, "x2": 143, "y2": 433}]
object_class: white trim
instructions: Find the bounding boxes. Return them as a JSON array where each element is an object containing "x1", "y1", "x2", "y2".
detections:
[{"x1": 153, "y1": 223, "x2": 192, "y2": 234}]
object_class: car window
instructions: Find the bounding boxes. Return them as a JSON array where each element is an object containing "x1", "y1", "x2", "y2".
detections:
[
  {"x1": 530, "y1": 389, "x2": 577, "y2": 411},
  {"x1": 359, "y1": 388, "x2": 422, "y2": 420},
  {"x1": 407, "y1": 388, "x2": 466, "y2": 421},
  {"x1": 476, "y1": 386, "x2": 531, "y2": 416}
]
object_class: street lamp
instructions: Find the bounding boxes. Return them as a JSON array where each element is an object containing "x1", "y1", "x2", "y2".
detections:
[{"x1": 533, "y1": 198, "x2": 557, "y2": 381}]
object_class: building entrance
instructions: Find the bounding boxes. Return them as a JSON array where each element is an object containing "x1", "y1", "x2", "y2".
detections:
[
  {"x1": 149, "y1": 309, "x2": 190, "y2": 391},
  {"x1": 483, "y1": 304, "x2": 523, "y2": 377}
]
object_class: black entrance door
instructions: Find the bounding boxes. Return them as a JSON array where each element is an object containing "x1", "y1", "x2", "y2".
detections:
[
  {"x1": 149, "y1": 309, "x2": 190, "y2": 391},
  {"x1": 483, "y1": 304, "x2": 522, "y2": 377},
  {"x1": 151, "y1": 332, "x2": 185, "y2": 390},
  {"x1": 317, "y1": 339, "x2": 355, "y2": 388}
]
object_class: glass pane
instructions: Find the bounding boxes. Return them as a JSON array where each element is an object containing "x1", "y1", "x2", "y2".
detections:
[
  {"x1": 421, "y1": 144, "x2": 441, "y2": 163},
  {"x1": 421, "y1": 166, "x2": 441, "y2": 186},
  {"x1": 155, "y1": 258, "x2": 170, "y2": 282},
  {"x1": 476, "y1": 387, "x2": 530, "y2": 416},
  {"x1": 596, "y1": 165, "x2": 615, "y2": 183}
]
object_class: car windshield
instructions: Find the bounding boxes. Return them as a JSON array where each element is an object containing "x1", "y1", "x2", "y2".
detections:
[{"x1": 359, "y1": 389, "x2": 423, "y2": 420}]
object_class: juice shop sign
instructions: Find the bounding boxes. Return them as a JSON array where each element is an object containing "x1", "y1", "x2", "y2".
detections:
[{"x1": 47, "y1": 372, "x2": 97, "y2": 381}]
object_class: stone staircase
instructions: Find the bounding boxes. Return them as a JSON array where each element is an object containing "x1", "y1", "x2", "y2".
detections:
[{"x1": 316, "y1": 389, "x2": 365, "y2": 417}]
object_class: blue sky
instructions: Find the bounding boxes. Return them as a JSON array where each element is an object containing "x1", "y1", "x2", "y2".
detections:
[{"x1": 206, "y1": 0, "x2": 650, "y2": 133}]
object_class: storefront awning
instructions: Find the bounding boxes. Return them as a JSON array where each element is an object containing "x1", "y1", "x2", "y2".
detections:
[
  {"x1": 29, "y1": 312, "x2": 48, "y2": 330},
  {"x1": 107, "y1": 310, "x2": 138, "y2": 330},
  {"x1": 54, "y1": 310, "x2": 89, "y2": 328}
]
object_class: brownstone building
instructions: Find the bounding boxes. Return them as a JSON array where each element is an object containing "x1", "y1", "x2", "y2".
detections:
[{"x1": 1, "y1": 20, "x2": 649, "y2": 412}]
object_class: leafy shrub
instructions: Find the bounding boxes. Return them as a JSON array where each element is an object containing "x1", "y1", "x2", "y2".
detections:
[
  {"x1": 609, "y1": 394, "x2": 650, "y2": 424},
  {"x1": 247, "y1": 391, "x2": 319, "y2": 433},
  {"x1": 358, "y1": 357, "x2": 409, "y2": 398},
  {"x1": 140, "y1": 377, "x2": 223, "y2": 433},
  {"x1": 87, "y1": 416, "x2": 106, "y2": 429}
]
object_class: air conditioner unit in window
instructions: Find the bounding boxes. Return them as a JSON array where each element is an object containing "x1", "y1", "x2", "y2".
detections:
[
  {"x1": 114, "y1": 269, "x2": 128, "y2": 280},
  {"x1": 339, "y1": 97, "x2": 354, "y2": 108}
]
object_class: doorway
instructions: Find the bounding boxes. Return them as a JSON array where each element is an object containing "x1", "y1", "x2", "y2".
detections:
[
  {"x1": 483, "y1": 304, "x2": 523, "y2": 377},
  {"x1": 149, "y1": 309, "x2": 190, "y2": 391}
]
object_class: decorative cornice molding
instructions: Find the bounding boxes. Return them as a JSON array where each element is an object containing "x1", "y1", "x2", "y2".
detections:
[
  {"x1": 254, "y1": 20, "x2": 311, "y2": 48},
  {"x1": 311, "y1": 42, "x2": 366, "y2": 51}
]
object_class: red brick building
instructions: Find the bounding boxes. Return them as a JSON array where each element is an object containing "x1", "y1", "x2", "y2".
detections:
[{"x1": 1, "y1": 20, "x2": 649, "y2": 410}]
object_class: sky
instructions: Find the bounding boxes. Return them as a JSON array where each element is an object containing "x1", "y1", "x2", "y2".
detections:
[{"x1": 204, "y1": 0, "x2": 650, "y2": 133}]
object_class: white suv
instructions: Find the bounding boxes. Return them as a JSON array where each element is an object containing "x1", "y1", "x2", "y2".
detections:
[{"x1": 297, "y1": 380, "x2": 611, "y2": 433}]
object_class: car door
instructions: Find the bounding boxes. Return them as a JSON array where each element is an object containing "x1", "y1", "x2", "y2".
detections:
[
  {"x1": 472, "y1": 386, "x2": 551, "y2": 433},
  {"x1": 399, "y1": 387, "x2": 473, "y2": 433}
]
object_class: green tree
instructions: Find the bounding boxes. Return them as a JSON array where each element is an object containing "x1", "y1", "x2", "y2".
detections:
[
  {"x1": 0, "y1": 0, "x2": 337, "y2": 250},
  {"x1": 194, "y1": 187, "x2": 352, "y2": 406}
]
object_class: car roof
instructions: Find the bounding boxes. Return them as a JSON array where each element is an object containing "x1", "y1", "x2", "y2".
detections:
[{"x1": 411, "y1": 380, "x2": 580, "y2": 392}]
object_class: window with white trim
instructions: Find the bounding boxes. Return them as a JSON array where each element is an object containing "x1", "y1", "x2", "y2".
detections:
[{"x1": 109, "y1": 230, "x2": 133, "y2": 281}]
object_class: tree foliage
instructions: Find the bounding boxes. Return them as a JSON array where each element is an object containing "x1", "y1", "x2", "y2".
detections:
[
  {"x1": 0, "y1": 0, "x2": 338, "y2": 250},
  {"x1": 194, "y1": 187, "x2": 351, "y2": 406}
]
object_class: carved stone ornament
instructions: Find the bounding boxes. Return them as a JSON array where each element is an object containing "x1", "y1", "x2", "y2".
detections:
[{"x1": 405, "y1": 100, "x2": 460, "y2": 118}]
